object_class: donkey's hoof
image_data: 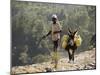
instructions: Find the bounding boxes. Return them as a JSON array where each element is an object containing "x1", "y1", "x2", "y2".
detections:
[{"x1": 45, "y1": 68, "x2": 52, "y2": 72}]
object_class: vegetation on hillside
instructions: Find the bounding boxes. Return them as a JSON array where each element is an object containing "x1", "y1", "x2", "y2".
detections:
[{"x1": 11, "y1": 0, "x2": 96, "y2": 66}]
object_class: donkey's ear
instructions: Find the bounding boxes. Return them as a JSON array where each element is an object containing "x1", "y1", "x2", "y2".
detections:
[
  {"x1": 68, "y1": 28, "x2": 72, "y2": 34},
  {"x1": 74, "y1": 29, "x2": 78, "y2": 35}
]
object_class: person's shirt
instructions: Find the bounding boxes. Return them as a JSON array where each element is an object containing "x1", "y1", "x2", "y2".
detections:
[{"x1": 51, "y1": 22, "x2": 62, "y2": 41}]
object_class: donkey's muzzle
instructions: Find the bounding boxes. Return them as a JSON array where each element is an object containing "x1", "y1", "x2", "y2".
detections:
[{"x1": 69, "y1": 40, "x2": 74, "y2": 46}]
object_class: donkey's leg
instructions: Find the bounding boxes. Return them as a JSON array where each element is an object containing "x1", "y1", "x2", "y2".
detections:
[
  {"x1": 68, "y1": 49, "x2": 75, "y2": 63},
  {"x1": 69, "y1": 49, "x2": 73, "y2": 60},
  {"x1": 68, "y1": 49, "x2": 72, "y2": 63},
  {"x1": 72, "y1": 50, "x2": 75, "y2": 62}
]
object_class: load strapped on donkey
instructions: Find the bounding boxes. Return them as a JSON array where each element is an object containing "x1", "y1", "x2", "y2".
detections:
[{"x1": 61, "y1": 31, "x2": 82, "y2": 49}]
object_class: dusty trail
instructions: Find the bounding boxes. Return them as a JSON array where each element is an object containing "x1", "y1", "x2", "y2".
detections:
[{"x1": 11, "y1": 48, "x2": 96, "y2": 74}]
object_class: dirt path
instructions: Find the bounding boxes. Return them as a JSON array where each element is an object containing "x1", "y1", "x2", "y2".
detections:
[{"x1": 11, "y1": 48, "x2": 96, "y2": 74}]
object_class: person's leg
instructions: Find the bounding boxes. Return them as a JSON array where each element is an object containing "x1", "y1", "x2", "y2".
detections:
[
  {"x1": 57, "y1": 39, "x2": 61, "y2": 51},
  {"x1": 53, "y1": 40, "x2": 59, "y2": 68},
  {"x1": 53, "y1": 40, "x2": 59, "y2": 52}
]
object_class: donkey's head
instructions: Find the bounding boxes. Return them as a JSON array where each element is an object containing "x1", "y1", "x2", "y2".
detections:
[{"x1": 67, "y1": 28, "x2": 78, "y2": 46}]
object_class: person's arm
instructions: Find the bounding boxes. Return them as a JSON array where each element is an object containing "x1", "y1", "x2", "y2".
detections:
[
  {"x1": 46, "y1": 30, "x2": 52, "y2": 36},
  {"x1": 38, "y1": 31, "x2": 51, "y2": 46},
  {"x1": 53, "y1": 30, "x2": 62, "y2": 34},
  {"x1": 42, "y1": 30, "x2": 51, "y2": 39}
]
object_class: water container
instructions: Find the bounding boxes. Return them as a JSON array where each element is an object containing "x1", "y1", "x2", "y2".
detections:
[
  {"x1": 74, "y1": 35, "x2": 82, "y2": 46},
  {"x1": 61, "y1": 35, "x2": 69, "y2": 49}
]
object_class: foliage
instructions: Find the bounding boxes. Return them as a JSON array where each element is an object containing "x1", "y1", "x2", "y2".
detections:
[{"x1": 11, "y1": 0, "x2": 96, "y2": 66}]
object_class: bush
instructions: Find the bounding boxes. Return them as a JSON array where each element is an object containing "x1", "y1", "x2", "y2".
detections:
[{"x1": 32, "y1": 54, "x2": 50, "y2": 63}]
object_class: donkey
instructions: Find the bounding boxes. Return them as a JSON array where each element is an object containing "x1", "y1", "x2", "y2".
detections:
[{"x1": 65, "y1": 28, "x2": 78, "y2": 63}]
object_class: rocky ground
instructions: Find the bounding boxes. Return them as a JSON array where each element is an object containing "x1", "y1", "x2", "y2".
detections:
[{"x1": 11, "y1": 48, "x2": 96, "y2": 75}]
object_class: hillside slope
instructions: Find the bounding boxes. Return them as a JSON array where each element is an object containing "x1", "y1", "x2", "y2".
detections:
[{"x1": 11, "y1": 48, "x2": 96, "y2": 74}]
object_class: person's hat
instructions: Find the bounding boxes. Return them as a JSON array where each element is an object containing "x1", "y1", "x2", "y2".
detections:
[{"x1": 52, "y1": 14, "x2": 57, "y2": 19}]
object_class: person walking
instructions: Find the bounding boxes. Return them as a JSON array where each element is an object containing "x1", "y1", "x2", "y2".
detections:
[{"x1": 41, "y1": 14, "x2": 62, "y2": 68}]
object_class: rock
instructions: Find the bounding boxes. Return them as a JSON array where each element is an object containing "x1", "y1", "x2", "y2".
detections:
[{"x1": 45, "y1": 68, "x2": 52, "y2": 72}]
